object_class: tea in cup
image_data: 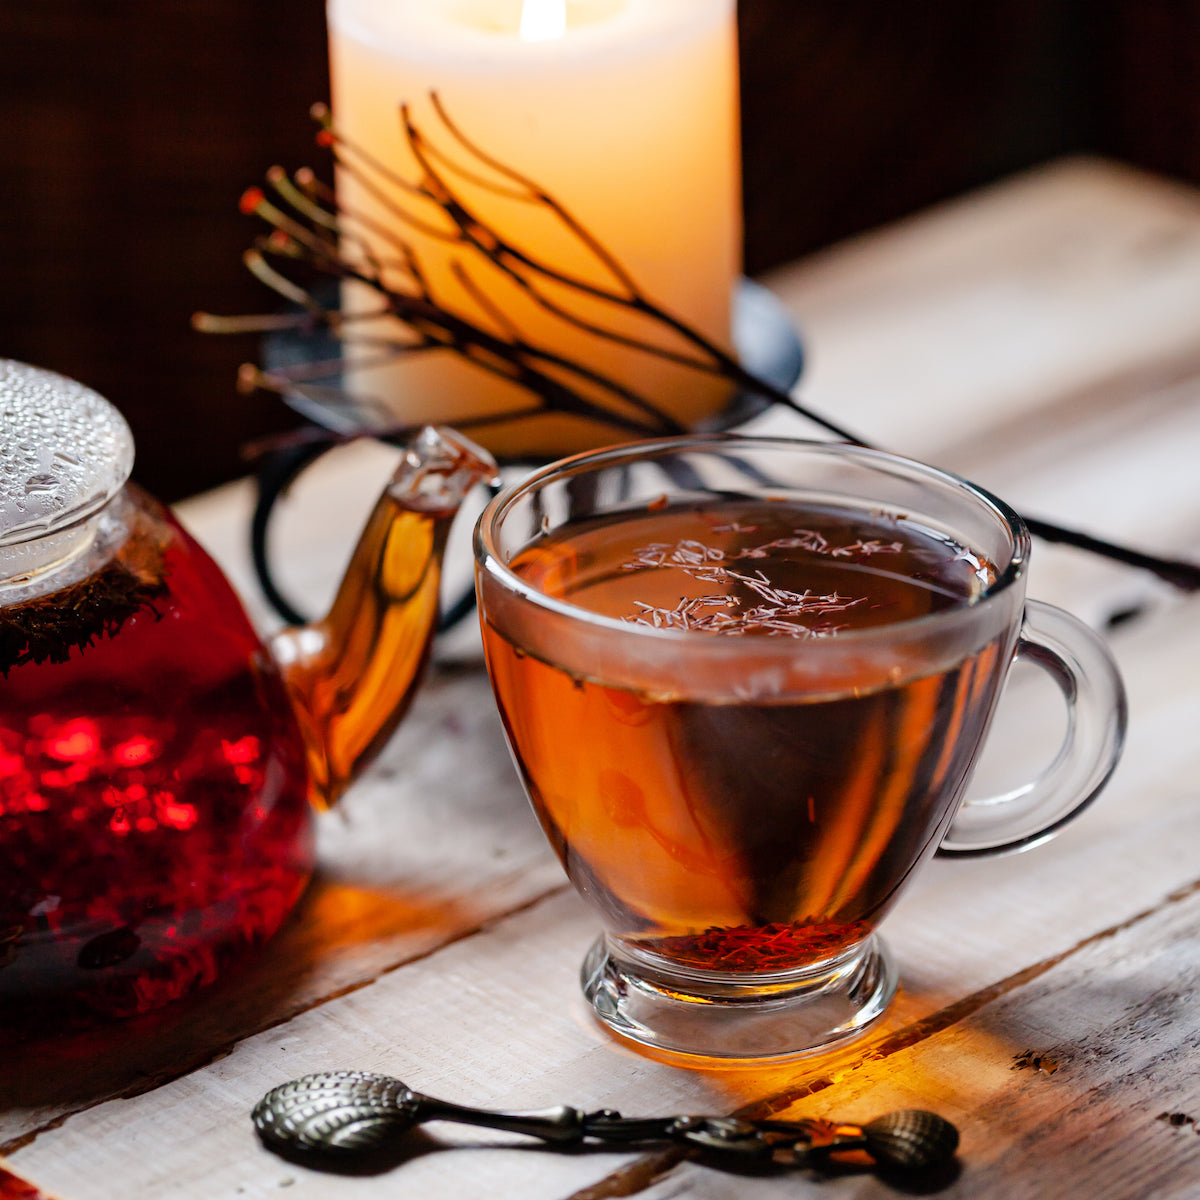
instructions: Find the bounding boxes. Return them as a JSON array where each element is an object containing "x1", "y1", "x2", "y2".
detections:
[{"x1": 474, "y1": 436, "x2": 1126, "y2": 1061}]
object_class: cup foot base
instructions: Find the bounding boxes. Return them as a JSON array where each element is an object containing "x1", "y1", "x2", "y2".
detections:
[{"x1": 582, "y1": 933, "x2": 896, "y2": 1064}]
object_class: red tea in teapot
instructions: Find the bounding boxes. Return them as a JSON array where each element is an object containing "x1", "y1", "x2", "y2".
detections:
[
  {"x1": 0, "y1": 494, "x2": 312, "y2": 1021},
  {"x1": 0, "y1": 360, "x2": 499, "y2": 1025}
]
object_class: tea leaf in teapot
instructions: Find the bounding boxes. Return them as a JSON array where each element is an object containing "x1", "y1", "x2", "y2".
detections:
[{"x1": 0, "y1": 552, "x2": 167, "y2": 677}]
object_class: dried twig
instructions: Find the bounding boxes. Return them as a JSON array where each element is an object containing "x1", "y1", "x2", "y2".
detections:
[{"x1": 194, "y1": 99, "x2": 1200, "y2": 593}]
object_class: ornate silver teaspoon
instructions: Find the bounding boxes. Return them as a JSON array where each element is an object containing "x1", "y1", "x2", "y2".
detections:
[{"x1": 252, "y1": 1071, "x2": 959, "y2": 1175}]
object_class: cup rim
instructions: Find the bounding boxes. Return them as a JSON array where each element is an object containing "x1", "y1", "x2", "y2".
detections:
[{"x1": 474, "y1": 434, "x2": 1030, "y2": 648}]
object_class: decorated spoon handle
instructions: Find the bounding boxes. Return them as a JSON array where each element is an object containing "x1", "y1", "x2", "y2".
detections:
[{"x1": 253, "y1": 1071, "x2": 959, "y2": 1173}]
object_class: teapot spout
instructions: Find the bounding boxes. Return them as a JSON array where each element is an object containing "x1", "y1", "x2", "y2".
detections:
[{"x1": 270, "y1": 427, "x2": 499, "y2": 808}]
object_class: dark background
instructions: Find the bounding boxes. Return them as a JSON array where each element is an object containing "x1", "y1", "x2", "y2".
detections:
[{"x1": 3, "y1": 0, "x2": 1198, "y2": 501}]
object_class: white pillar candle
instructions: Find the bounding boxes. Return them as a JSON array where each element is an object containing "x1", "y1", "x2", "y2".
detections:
[{"x1": 326, "y1": 0, "x2": 742, "y2": 457}]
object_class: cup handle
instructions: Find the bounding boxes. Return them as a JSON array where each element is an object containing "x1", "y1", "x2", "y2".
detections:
[{"x1": 938, "y1": 599, "x2": 1128, "y2": 857}]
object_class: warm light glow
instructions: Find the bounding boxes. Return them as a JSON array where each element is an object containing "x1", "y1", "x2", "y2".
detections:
[{"x1": 520, "y1": 0, "x2": 567, "y2": 41}]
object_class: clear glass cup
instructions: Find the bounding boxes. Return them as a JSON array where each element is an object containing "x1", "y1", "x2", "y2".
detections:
[{"x1": 474, "y1": 435, "x2": 1127, "y2": 1062}]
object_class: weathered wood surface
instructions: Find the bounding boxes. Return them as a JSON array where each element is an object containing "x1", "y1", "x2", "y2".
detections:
[{"x1": 4, "y1": 158, "x2": 1200, "y2": 1198}]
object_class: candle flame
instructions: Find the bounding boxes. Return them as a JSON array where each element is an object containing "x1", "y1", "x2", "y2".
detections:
[{"x1": 520, "y1": 0, "x2": 567, "y2": 41}]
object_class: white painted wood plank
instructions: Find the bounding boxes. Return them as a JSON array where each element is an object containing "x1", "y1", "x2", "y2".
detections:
[{"x1": 763, "y1": 158, "x2": 1200, "y2": 464}]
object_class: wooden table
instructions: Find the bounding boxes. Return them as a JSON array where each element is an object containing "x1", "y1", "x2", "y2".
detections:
[{"x1": 4, "y1": 157, "x2": 1200, "y2": 1199}]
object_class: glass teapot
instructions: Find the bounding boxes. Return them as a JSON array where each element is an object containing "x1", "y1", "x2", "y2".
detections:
[{"x1": 0, "y1": 360, "x2": 497, "y2": 1023}]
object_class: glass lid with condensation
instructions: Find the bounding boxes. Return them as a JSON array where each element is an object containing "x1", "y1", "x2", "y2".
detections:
[{"x1": 0, "y1": 360, "x2": 134, "y2": 549}]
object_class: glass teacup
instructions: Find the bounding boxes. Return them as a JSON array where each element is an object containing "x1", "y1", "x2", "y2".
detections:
[{"x1": 474, "y1": 436, "x2": 1126, "y2": 1062}]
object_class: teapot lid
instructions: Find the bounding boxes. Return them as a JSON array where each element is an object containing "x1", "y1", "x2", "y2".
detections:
[{"x1": 0, "y1": 360, "x2": 134, "y2": 550}]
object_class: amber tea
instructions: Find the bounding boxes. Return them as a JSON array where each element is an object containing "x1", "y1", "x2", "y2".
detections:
[
  {"x1": 476, "y1": 435, "x2": 1125, "y2": 1060},
  {"x1": 482, "y1": 499, "x2": 1009, "y2": 974}
]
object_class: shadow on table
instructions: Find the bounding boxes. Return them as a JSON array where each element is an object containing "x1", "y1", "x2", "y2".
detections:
[
  {"x1": 0, "y1": 872, "x2": 489, "y2": 1132},
  {"x1": 255, "y1": 1129, "x2": 963, "y2": 1193}
]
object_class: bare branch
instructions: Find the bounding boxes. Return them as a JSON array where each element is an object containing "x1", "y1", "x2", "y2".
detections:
[{"x1": 197, "y1": 103, "x2": 1200, "y2": 593}]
